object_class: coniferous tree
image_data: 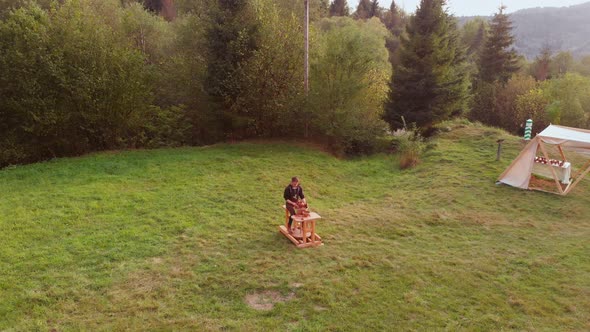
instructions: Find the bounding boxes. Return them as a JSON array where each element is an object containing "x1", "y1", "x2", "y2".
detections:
[
  {"x1": 329, "y1": 0, "x2": 349, "y2": 17},
  {"x1": 551, "y1": 51, "x2": 574, "y2": 76},
  {"x1": 381, "y1": 1, "x2": 405, "y2": 38},
  {"x1": 478, "y1": 6, "x2": 519, "y2": 84},
  {"x1": 139, "y1": 0, "x2": 175, "y2": 20},
  {"x1": 468, "y1": 22, "x2": 485, "y2": 56},
  {"x1": 532, "y1": 45, "x2": 552, "y2": 81},
  {"x1": 383, "y1": 0, "x2": 467, "y2": 130},
  {"x1": 369, "y1": 0, "x2": 381, "y2": 18},
  {"x1": 205, "y1": 0, "x2": 259, "y2": 136},
  {"x1": 141, "y1": 0, "x2": 162, "y2": 12},
  {"x1": 381, "y1": 1, "x2": 405, "y2": 65},
  {"x1": 354, "y1": 0, "x2": 371, "y2": 19},
  {"x1": 318, "y1": 0, "x2": 330, "y2": 19},
  {"x1": 389, "y1": 1, "x2": 404, "y2": 34},
  {"x1": 470, "y1": 6, "x2": 520, "y2": 126}
]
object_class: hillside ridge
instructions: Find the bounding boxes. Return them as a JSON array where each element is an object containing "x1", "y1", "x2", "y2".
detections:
[{"x1": 458, "y1": 1, "x2": 590, "y2": 59}]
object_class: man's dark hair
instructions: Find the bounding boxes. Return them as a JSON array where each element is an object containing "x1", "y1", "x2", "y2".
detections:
[{"x1": 291, "y1": 176, "x2": 299, "y2": 182}]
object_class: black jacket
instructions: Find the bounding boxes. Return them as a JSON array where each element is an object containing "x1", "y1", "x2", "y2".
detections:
[{"x1": 284, "y1": 185, "x2": 305, "y2": 202}]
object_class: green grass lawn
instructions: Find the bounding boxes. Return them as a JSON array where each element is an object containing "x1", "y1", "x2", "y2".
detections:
[{"x1": 1, "y1": 122, "x2": 590, "y2": 331}]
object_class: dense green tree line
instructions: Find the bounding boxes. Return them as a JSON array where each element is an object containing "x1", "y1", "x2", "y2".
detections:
[
  {"x1": 0, "y1": 0, "x2": 397, "y2": 166},
  {"x1": 2, "y1": 0, "x2": 590, "y2": 167},
  {"x1": 0, "y1": 1, "x2": 151, "y2": 165},
  {"x1": 465, "y1": 6, "x2": 590, "y2": 135}
]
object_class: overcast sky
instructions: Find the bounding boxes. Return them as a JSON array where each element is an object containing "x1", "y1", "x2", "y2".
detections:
[{"x1": 349, "y1": 0, "x2": 590, "y2": 16}]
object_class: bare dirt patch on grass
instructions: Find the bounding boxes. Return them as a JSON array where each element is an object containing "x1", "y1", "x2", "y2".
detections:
[{"x1": 245, "y1": 290, "x2": 295, "y2": 311}]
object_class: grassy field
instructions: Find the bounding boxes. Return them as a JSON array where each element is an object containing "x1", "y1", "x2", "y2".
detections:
[{"x1": 1, "y1": 122, "x2": 590, "y2": 331}]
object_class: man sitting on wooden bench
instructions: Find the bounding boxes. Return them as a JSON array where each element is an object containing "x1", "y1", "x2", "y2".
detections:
[{"x1": 284, "y1": 176, "x2": 307, "y2": 234}]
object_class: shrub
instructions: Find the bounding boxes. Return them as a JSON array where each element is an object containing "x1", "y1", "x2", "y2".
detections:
[
  {"x1": 392, "y1": 125, "x2": 426, "y2": 169},
  {"x1": 542, "y1": 73, "x2": 590, "y2": 128},
  {"x1": 0, "y1": 1, "x2": 151, "y2": 166},
  {"x1": 139, "y1": 105, "x2": 192, "y2": 148},
  {"x1": 309, "y1": 17, "x2": 391, "y2": 156}
]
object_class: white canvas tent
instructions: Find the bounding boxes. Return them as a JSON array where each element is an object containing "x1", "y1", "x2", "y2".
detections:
[{"x1": 498, "y1": 125, "x2": 590, "y2": 195}]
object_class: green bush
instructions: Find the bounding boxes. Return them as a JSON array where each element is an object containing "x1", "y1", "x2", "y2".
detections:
[
  {"x1": 0, "y1": 1, "x2": 151, "y2": 166},
  {"x1": 309, "y1": 17, "x2": 391, "y2": 156},
  {"x1": 392, "y1": 126, "x2": 426, "y2": 169},
  {"x1": 138, "y1": 106, "x2": 191, "y2": 148}
]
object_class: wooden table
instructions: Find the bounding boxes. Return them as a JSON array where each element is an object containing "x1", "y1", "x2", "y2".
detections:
[
  {"x1": 533, "y1": 161, "x2": 572, "y2": 184},
  {"x1": 279, "y1": 206, "x2": 323, "y2": 248}
]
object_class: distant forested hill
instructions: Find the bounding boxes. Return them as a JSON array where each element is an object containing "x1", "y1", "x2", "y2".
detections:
[{"x1": 459, "y1": 2, "x2": 590, "y2": 59}]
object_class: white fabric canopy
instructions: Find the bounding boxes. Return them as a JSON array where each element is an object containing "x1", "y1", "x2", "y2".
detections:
[
  {"x1": 498, "y1": 125, "x2": 590, "y2": 190},
  {"x1": 537, "y1": 125, "x2": 590, "y2": 156}
]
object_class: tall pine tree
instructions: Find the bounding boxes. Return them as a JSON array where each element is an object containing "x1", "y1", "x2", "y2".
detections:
[
  {"x1": 369, "y1": 0, "x2": 381, "y2": 18},
  {"x1": 139, "y1": 0, "x2": 175, "y2": 20},
  {"x1": 478, "y1": 6, "x2": 519, "y2": 84},
  {"x1": 467, "y1": 21, "x2": 486, "y2": 56},
  {"x1": 383, "y1": 0, "x2": 467, "y2": 130},
  {"x1": 141, "y1": 0, "x2": 162, "y2": 12},
  {"x1": 355, "y1": 0, "x2": 372, "y2": 19},
  {"x1": 205, "y1": 0, "x2": 259, "y2": 135},
  {"x1": 382, "y1": 1, "x2": 405, "y2": 65},
  {"x1": 470, "y1": 6, "x2": 520, "y2": 126},
  {"x1": 318, "y1": 0, "x2": 330, "y2": 19},
  {"x1": 532, "y1": 45, "x2": 552, "y2": 81},
  {"x1": 382, "y1": 0, "x2": 404, "y2": 35},
  {"x1": 329, "y1": 0, "x2": 349, "y2": 17}
]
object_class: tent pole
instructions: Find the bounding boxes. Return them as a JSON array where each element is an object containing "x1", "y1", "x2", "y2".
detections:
[
  {"x1": 530, "y1": 187, "x2": 564, "y2": 195},
  {"x1": 557, "y1": 145, "x2": 567, "y2": 161},
  {"x1": 564, "y1": 162, "x2": 590, "y2": 195},
  {"x1": 563, "y1": 181, "x2": 573, "y2": 194},
  {"x1": 539, "y1": 140, "x2": 564, "y2": 194},
  {"x1": 570, "y1": 159, "x2": 590, "y2": 181},
  {"x1": 303, "y1": 0, "x2": 309, "y2": 138}
]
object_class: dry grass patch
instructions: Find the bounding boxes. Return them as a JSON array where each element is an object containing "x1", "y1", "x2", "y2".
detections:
[{"x1": 244, "y1": 290, "x2": 296, "y2": 311}]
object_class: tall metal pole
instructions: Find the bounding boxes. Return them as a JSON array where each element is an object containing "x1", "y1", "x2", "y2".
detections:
[
  {"x1": 304, "y1": 0, "x2": 309, "y2": 95},
  {"x1": 304, "y1": 0, "x2": 310, "y2": 137}
]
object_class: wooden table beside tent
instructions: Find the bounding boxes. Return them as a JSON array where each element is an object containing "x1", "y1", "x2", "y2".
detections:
[{"x1": 279, "y1": 205, "x2": 323, "y2": 248}]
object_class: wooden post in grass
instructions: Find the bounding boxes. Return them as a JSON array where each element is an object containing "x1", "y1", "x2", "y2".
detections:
[
  {"x1": 303, "y1": 0, "x2": 310, "y2": 138},
  {"x1": 496, "y1": 139, "x2": 505, "y2": 161},
  {"x1": 304, "y1": 0, "x2": 309, "y2": 96}
]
